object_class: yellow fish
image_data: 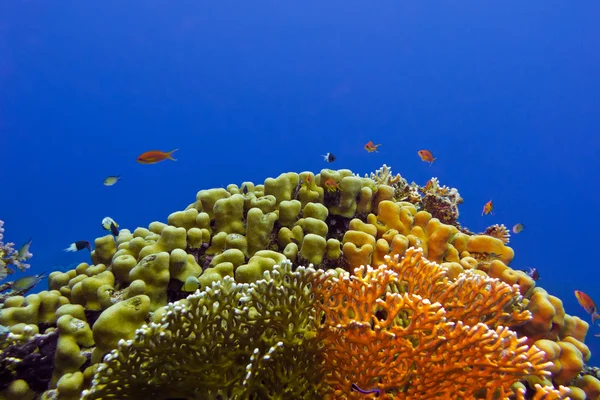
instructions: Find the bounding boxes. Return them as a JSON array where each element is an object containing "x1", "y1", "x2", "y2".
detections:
[
  {"x1": 103, "y1": 175, "x2": 121, "y2": 186},
  {"x1": 12, "y1": 272, "x2": 47, "y2": 292}
]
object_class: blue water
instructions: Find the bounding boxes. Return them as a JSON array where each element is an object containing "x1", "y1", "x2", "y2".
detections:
[{"x1": 2, "y1": 1, "x2": 599, "y2": 360}]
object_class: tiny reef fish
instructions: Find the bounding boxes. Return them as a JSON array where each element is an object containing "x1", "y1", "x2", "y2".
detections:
[
  {"x1": 364, "y1": 141, "x2": 381, "y2": 153},
  {"x1": 301, "y1": 175, "x2": 315, "y2": 190},
  {"x1": 324, "y1": 178, "x2": 340, "y2": 192},
  {"x1": 417, "y1": 149, "x2": 436, "y2": 166},
  {"x1": 423, "y1": 179, "x2": 434, "y2": 192},
  {"x1": 322, "y1": 152, "x2": 336, "y2": 163},
  {"x1": 575, "y1": 290, "x2": 600, "y2": 324},
  {"x1": 524, "y1": 267, "x2": 540, "y2": 281},
  {"x1": 482, "y1": 200, "x2": 493, "y2": 216},
  {"x1": 17, "y1": 238, "x2": 32, "y2": 260},
  {"x1": 102, "y1": 217, "x2": 120, "y2": 236},
  {"x1": 64, "y1": 240, "x2": 92, "y2": 252},
  {"x1": 137, "y1": 149, "x2": 179, "y2": 164},
  {"x1": 103, "y1": 175, "x2": 121, "y2": 186},
  {"x1": 512, "y1": 223, "x2": 525, "y2": 234},
  {"x1": 351, "y1": 383, "x2": 381, "y2": 396},
  {"x1": 12, "y1": 272, "x2": 47, "y2": 292}
]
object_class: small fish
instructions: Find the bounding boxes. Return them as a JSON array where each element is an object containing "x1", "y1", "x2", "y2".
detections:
[
  {"x1": 364, "y1": 141, "x2": 381, "y2": 153},
  {"x1": 322, "y1": 152, "x2": 336, "y2": 163},
  {"x1": 423, "y1": 179, "x2": 434, "y2": 192},
  {"x1": 417, "y1": 149, "x2": 436, "y2": 165},
  {"x1": 324, "y1": 178, "x2": 340, "y2": 193},
  {"x1": 487, "y1": 252, "x2": 503, "y2": 260},
  {"x1": 482, "y1": 200, "x2": 494, "y2": 216},
  {"x1": 512, "y1": 223, "x2": 525, "y2": 234},
  {"x1": 12, "y1": 272, "x2": 47, "y2": 292},
  {"x1": 301, "y1": 175, "x2": 315, "y2": 190},
  {"x1": 102, "y1": 217, "x2": 120, "y2": 236},
  {"x1": 103, "y1": 175, "x2": 121, "y2": 186},
  {"x1": 351, "y1": 383, "x2": 380, "y2": 395},
  {"x1": 575, "y1": 290, "x2": 600, "y2": 324},
  {"x1": 17, "y1": 238, "x2": 33, "y2": 260},
  {"x1": 137, "y1": 149, "x2": 179, "y2": 164},
  {"x1": 525, "y1": 267, "x2": 540, "y2": 281},
  {"x1": 64, "y1": 241, "x2": 92, "y2": 252}
]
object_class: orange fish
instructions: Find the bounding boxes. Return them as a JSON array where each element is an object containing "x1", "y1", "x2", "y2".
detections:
[
  {"x1": 423, "y1": 179, "x2": 434, "y2": 192},
  {"x1": 575, "y1": 290, "x2": 600, "y2": 324},
  {"x1": 417, "y1": 150, "x2": 436, "y2": 165},
  {"x1": 137, "y1": 149, "x2": 179, "y2": 164},
  {"x1": 482, "y1": 200, "x2": 493, "y2": 216},
  {"x1": 324, "y1": 178, "x2": 340, "y2": 192},
  {"x1": 301, "y1": 175, "x2": 315, "y2": 190},
  {"x1": 364, "y1": 141, "x2": 381, "y2": 153}
]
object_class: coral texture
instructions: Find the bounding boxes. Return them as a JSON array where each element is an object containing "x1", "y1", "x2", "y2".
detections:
[
  {"x1": 0, "y1": 166, "x2": 595, "y2": 399},
  {"x1": 0, "y1": 220, "x2": 32, "y2": 283}
]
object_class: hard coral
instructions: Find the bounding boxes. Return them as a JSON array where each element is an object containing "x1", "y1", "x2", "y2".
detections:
[
  {"x1": 317, "y1": 247, "x2": 552, "y2": 399},
  {"x1": 0, "y1": 329, "x2": 58, "y2": 393},
  {"x1": 0, "y1": 166, "x2": 593, "y2": 399},
  {"x1": 418, "y1": 178, "x2": 464, "y2": 226},
  {"x1": 368, "y1": 164, "x2": 405, "y2": 187},
  {"x1": 82, "y1": 261, "x2": 328, "y2": 400},
  {"x1": 0, "y1": 220, "x2": 32, "y2": 282},
  {"x1": 83, "y1": 248, "x2": 563, "y2": 400},
  {"x1": 483, "y1": 223, "x2": 511, "y2": 245}
]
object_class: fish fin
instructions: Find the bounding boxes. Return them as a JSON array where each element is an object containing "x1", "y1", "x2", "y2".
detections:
[
  {"x1": 593, "y1": 312, "x2": 600, "y2": 325},
  {"x1": 167, "y1": 148, "x2": 179, "y2": 161}
]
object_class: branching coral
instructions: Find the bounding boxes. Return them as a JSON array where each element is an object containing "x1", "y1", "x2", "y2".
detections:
[
  {"x1": 418, "y1": 178, "x2": 464, "y2": 226},
  {"x1": 82, "y1": 248, "x2": 564, "y2": 400},
  {"x1": 368, "y1": 164, "x2": 405, "y2": 187},
  {"x1": 0, "y1": 220, "x2": 32, "y2": 282},
  {"x1": 483, "y1": 223, "x2": 511, "y2": 245},
  {"x1": 82, "y1": 261, "x2": 328, "y2": 399},
  {"x1": 0, "y1": 329, "x2": 58, "y2": 392}
]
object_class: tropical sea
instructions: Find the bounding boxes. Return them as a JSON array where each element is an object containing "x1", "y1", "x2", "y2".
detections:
[{"x1": 1, "y1": 0, "x2": 599, "y2": 381}]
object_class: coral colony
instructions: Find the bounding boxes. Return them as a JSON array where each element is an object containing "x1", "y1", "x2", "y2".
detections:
[{"x1": 1, "y1": 165, "x2": 598, "y2": 399}]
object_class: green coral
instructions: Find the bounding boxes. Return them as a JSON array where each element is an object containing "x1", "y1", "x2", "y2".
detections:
[{"x1": 81, "y1": 261, "x2": 327, "y2": 399}]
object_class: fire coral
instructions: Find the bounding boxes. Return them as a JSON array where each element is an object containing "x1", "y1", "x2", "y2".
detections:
[{"x1": 317, "y1": 247, "x2": 555, "y2": 399}]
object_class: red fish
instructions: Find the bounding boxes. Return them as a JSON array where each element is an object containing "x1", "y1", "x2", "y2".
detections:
[
  {"x1": 137, "y1": 149, "x2": 179, "y2": 164},
  {"x1": 364, "y1": 141, "x2": 381, "y2": 153},
  {"x1": 417, "y1": 149, "x2": 436, "y2": 165},
  {"x1": 324, "y1": 178, "x2": 340, "y2": 192},
  {"x1": 482, "y1": 200, "x2": 493, "y2": 216},
  {"x1": 575, "y1": 290, "x2": 600, "y2": 323}
]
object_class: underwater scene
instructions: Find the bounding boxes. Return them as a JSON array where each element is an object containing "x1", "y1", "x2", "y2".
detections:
[{"x1": 1, "y1": 1, "x2": 599, "y2": 399}]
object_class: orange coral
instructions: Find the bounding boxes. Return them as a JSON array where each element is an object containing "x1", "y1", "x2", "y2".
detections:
[{"x1": 316, "y1": 248, "x2": 553, "y2": 399}]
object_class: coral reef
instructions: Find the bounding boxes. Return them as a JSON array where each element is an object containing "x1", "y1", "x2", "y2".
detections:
[
  {"x1": 0, "y1": 166, "x2": 596, "y2": 399},
  {"x1": 1, "y1": 221, "x2": 35, "y2": 305}
]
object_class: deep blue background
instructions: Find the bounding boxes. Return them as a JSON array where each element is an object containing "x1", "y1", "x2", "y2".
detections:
[{"x1": 2, "y1": 1, "x2": 599, "y2": 359}]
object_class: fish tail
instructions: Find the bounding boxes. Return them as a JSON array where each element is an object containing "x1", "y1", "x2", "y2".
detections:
[
  {"x1": 167, "y1": 148, "x2": 179, "y2": 161},
  {"x1": 593, "y1": 312, "x2": 600, "y2": 325}
]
